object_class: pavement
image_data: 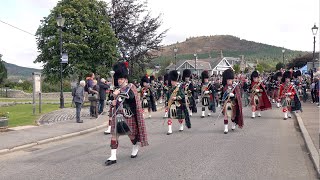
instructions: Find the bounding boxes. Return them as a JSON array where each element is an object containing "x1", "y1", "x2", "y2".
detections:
[
  {"x1": 0, "y1": 105, "x2": 317, "y2": 180},
  {"x1": 0, "y1": 107, "x2": 108, "y2": 154},
  {"x1": 0, "y1": 102, "x2": 166, "y2": 155},
  {"x1": 294, "y1": 101, "x2": 320, "y2": 177}
]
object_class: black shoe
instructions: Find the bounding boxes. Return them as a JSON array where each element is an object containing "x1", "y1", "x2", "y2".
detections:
[
  {"x1": 283, "y1": 118, "x2": 287, "y2": 120},
  {"x1": 77, "y1": 120, "x2": 83, "y2": 123},
  {"x1": 166, "y1": 132, "x2": 172, "y2": 135},
  {"x1": 105, "y1": 160, "x2": 117, "y2": 166},
  {"x1": 131, "y1": 154, "x2": 138, "y2": 158},
  {"x1": 104, "y1": 131, "x2": 110, "y2": 135},
  {"x1": 201, "y1": 116, "x2": 205, "y2": 118},
  {"x1": 224, "y1": 131, "x2": 228, "y2": 134}
]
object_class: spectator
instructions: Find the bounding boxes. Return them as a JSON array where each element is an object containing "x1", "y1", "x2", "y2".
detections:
[
  {"x1": 72, "y1": 80, "x2": 85, "y2": 123},
  {"x1": 310, "y1": 79, "x2": 316, "y2": 103},
  {"x1": 98, "y1": 78, "x2": 110, "y2": 115},
  {"x1": 88, "y1": 80, "x2": 100, "y2": 118},
  {"x1": 85, "y1": 73, "x2": 95, "y2": 93}
]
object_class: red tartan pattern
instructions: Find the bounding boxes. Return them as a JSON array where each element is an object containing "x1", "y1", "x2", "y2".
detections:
[
  {"x1": 250, "y1": 82, "x2": 272, "y2": 111},
  {"x1": 108, "y1": 83, "x2": 149, "y2": 147},
  {"x1": 110, "y1": 110, "x2": 138, "y2": 137}
]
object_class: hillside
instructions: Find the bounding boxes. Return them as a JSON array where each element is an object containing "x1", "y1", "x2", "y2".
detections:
[
  {"x1": 152, "y1": 35, "x2": 306, "y2": 66},
  {"x1": 3, "y1": 61, "x2": 41, "y2": 81}
]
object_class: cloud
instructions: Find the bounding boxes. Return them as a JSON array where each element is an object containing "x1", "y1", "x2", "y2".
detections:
[{"x1": 0, "y1": 0, "x2": 319, "y2": 69}]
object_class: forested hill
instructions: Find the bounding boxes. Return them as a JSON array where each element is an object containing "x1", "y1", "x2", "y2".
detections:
[{"x1": 153, "y1": 35, "x2": 306, "y2": 64}]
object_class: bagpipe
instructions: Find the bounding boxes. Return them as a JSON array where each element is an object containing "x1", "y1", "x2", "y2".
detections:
[
  {"x1": 213, "y1": 81, "x2": 240, "y2": 125},
  {"x1": 167, "y1": 84, "x2": 181, "y2": 119},
  {"x1": 250, "y1": 80, "x2": 263, "y2": 107},
  {"x1": 201, "y1": 82, "x2": 213, "y2": 106},
  {"x1": 280, "y1": 83, "x2": 294, "y2": 107},
  {"x1": 111, "y1": 84, "x2": 133, "y2": 135}
]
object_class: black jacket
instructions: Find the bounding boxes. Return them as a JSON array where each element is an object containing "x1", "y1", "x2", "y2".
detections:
[{"x1": 99, "y1": 82, "x2": 110, "y2": 100}]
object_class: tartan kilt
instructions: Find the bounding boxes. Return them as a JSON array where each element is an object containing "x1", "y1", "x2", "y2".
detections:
[
  {"x1": 250, "y1": 94, "x2": 264, "y2": 108},
  {"x1": 168, "y1": 105, "x2": 185, "y2": 119},
  {"x1": 110, "y1": 110, "x2": 138, "y2": 136}
]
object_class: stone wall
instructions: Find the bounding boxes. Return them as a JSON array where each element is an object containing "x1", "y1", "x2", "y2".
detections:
[{"x1": 0, "y1": 88, "x2": 72, "y2": 99}]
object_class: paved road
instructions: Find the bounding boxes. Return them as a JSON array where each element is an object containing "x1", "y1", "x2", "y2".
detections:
[{"x1": 0, "y1": 106, "x2": 317, "y2": 180}]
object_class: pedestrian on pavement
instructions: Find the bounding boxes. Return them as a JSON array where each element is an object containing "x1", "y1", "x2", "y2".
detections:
[
  {"x1": 72, "y1": 80, "x2": 85, "y2": 123},
  {"x1": 105, "y1": 62, "x2": 148, "y2": 166},
  {"x1": 98, "y1": 78, "x2": 110, "y2": 115},
  {"x1": 221, "y1": 68, "x2": 243, "y2": 134},
  {"x1": 88, "y1": 80, "x2": 100, "y2": 118}
]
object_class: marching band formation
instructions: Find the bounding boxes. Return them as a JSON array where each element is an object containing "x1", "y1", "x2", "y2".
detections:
[{"x1": 104, "y1": 61, "x2": 304, "y2": 166}]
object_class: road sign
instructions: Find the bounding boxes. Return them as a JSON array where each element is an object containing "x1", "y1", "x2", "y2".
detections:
[{"x1": 61, "y1": 53, "x2": 68, "y2": 63}]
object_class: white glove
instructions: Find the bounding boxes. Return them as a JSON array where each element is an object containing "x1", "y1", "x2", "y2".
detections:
[
  {"x1": 255, "y1": 89, "x2": 260, "y2": 93},
  {"x1": 229, "y1": 93, "x2": 235, "y2": 97},
  {"x1": 144, "y1": 93, "x2": 147, "y2": 96},
  {"x1": 205, "y1": 91, "x2": 210, "y2": 94},
  {"x1": 285, "y1": 92, "x2": 292, "y2": 96}
]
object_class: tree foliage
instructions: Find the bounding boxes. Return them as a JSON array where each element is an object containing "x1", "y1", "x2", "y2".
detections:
[
  {"x1": 286, "y1": 53, "x2": 319, "y2": 69},
  {"x1": 276, "y1": 62, "x2": 284, "y2": 70},
  {"x1": 108, "y1": 0, "x2": 167, "y2": 77},
  {"x1": 233, "y1": 64, "x2": 240, "y2": 74},
  {"x1": 0, "y1": 54, "x2": 7, "y2": 85},
  {"x1": 35, "y1": 0, "x2": 118, "y2": 82}
]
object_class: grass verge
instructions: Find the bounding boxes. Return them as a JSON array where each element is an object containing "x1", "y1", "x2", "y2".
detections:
[{"x1": 0, "y1": 103, "x2": 71, "y2": 127}]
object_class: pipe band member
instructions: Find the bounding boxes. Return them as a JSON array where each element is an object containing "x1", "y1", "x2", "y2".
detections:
[
  {"x1": 221, "y1": 69, "x2": 243, "y2": 134},
  {"x1": 140, "y1": 75, "x2": 157, "y2": 118},
  {"x1": 105, "y1": 62, "x2": 149, "y2": 166},
  {"x1": 249, "y1": 70, "x2": 272, "y2": 118},
  {"x1": 182, "y1": 69, "x2": 197, "y2": 116},
  {"x1": 278, "y1": 71, "x2": 301, "y2": 120},
  {"x1": 165, "y1": 70, "x2": 191, "y2": 135},
  {"x1": 200, "y1": 70, "x2": 216, "y2": 118}
]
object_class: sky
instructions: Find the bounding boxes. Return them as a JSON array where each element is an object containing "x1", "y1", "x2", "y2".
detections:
[{"x1": 0, "y1": 0, "x2": 319, "y2": 69}]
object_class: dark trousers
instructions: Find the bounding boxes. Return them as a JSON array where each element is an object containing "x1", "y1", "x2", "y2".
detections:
[
  {"x1": 98, "y1": 100, "x2": 105, "y2": 114},
  {"x1": 311, "y1": 90, "x2": 316, "y2": 103},
  {"x1": 90, "y1": 100, "x2": 98, "y2": 117},
  {"x1": 75, "y1": 102, "x2": 82, "y2": 122}
]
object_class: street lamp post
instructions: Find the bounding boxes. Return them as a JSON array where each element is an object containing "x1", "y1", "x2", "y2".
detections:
[
  {"x1": 174, "y1": 47, "x2": 178, "y2": 70},
  {"x1": 194, "y1": 53, "x2": 197, "y2": 76},
  {"x1": 56, "y1": 14, "x2": 65, "y2": 108},
  {"x1": 312, "y1": 24, "x2": 318, "y2": 71},
  {"x1": 282, "y1": 49, "x2": 285, "y2": 65}
]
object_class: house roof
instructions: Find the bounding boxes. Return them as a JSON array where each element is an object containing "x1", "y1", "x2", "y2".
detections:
[{"x1": 166, "y1": 59, "x2": 212, "y2": 71}]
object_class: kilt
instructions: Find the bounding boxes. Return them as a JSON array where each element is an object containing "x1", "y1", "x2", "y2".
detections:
[
  {"x1": 110, "y1": 109, "x2": 138, "y2": 136},
  {"x1": 168, "y1": 105, "x2": 185, "y2": 119},
  {"x1": 250, "y1": 93, "x2": 265, "y2": 110},
  {"x1": 222, "y1": 100, "x2": 237, "y2": 120},
  {"x1": 202, "y1": 96, "x2": 210, "y2": 106}
]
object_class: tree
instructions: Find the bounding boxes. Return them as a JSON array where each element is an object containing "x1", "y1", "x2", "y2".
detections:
[
  {"x1": 233, "y1": 64, "x2": 240, "y2": 74},
  {"x1": 0, "y1": 54, "x2": 7, "y2": 85},
  {"x1": 35, "y1": 0, "x2": 118, "y2": 82},
  {"x1": 286, "y1": 53, "x2": 319, "y2": 69},
  {"x1": 276, "y1": 62, "x2": 285, "y2": 70},
  {"x1": 255, "y1": 63, "x2": 264, "y2": 73},
  {"x1": 108, "y1": 0, "x2": 167, "y2": 76}
]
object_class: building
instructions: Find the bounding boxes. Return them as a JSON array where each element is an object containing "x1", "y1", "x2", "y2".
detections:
[{"x1": 165, "y1": 57, "x2": 234, "y2": 76}]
